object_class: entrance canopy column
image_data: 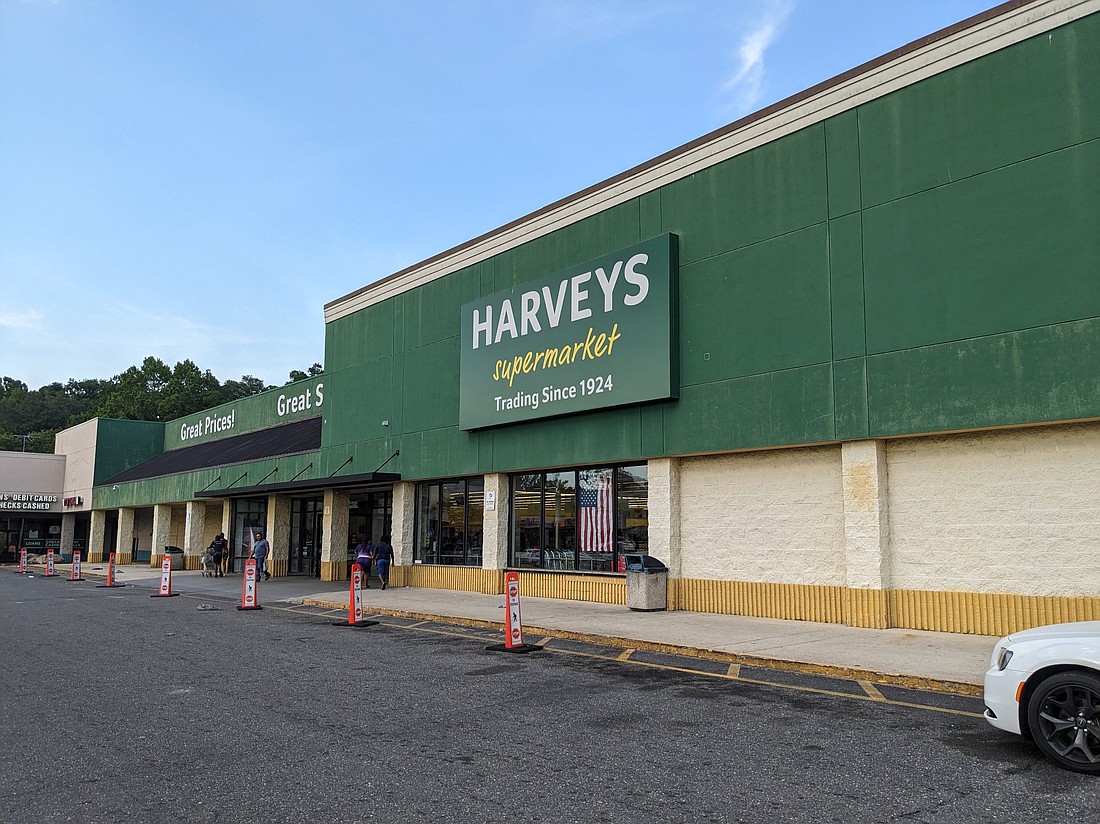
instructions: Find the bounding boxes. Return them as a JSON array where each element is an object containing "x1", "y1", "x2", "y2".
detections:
[
  {"x1": 481, "y1": 473, "x2": 509, "y2": 570},
  {"x1": 267, "y1": 494, "x2": 291, "y2": 578},
  {"x1": 391, "y1": 481, "x2": 414, "y2": 566},
  {"x1": 117, "y1": 507, "x2": 135, "y2": 565},
  {"x1": 321, "y1": 488, "x2": 349, "y2": 582},
  {"x1": 184, "y1": 501, "x2": 206, "y2": 571},
  {"x1": 60, "y1": 513, "x2": 76, "y2": 559},
  {"x1": 88, "y1": 510, "x2": 106, "y2": 563},
  {"x1": 151, "y1": 504, "x2": 172, "y2": 567}
]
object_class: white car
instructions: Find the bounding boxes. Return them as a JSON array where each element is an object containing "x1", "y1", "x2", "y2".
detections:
[{"x1": 984, "y1": 620, "x2": 1100, "y2": 774}]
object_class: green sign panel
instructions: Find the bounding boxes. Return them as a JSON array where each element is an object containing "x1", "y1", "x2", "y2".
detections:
[
  {"x1": 163, "y1": 376, "x2": 326, "y2": 449},
  {"x1": 460, "y1": 234, "x2": 678, "y2": 430}
]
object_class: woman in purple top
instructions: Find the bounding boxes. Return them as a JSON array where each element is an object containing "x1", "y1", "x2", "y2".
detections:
[{"x1": 354, "y1": 538, "x2": 373, "y2": 587}]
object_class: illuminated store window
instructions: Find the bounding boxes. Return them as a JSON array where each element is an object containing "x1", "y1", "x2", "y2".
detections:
[
  {"x1": 509, "y1": 464, "x2": 647, "y2": 572},
  {"x1": 414, "y1": 478, "x2": 484, "y2": 566}
]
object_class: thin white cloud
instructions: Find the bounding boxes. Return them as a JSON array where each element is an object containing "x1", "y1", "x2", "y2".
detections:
[
  {"x1": 0, "y1": 309, "x2": 43, "y2": 330},
  {"x1": 721, "y1": 1, "x2": 793, "y2": 115}
]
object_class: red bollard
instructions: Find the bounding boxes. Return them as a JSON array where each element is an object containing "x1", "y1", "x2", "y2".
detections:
[
  {"x1": 41, "y1": 548, "x2": 60, "y2": 578},
  {"x1": 331, "y1": 563, "x2": 377, "y2": 628},
  {"x1": 68, "y1": 550, "x2": 87, "y2": 582},
  {"x1": 238, "y1": 558, "x2": 262, "y2": 610},
  {"x1": 96, "y1": 552, "x2": 125, "y2": 588},
  {"x1": 486, "y1": 571, "x2": 540, "y2": 654},
  {"x1": 150, "y1": 554, "x2": 179, "y2": 598}
]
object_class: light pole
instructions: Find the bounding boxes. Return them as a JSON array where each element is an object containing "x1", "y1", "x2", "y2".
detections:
[{"x1": 13, "y1": 434, "x2": 31, "y2": 452}]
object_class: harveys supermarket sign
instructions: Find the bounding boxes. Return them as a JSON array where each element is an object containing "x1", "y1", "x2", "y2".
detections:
[{"x1": 459, "y1": 235, "x2": 678, "y2": 429}]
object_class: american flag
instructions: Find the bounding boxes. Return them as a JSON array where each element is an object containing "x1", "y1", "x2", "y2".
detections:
[{"x1": 579, "y1": 472, "x2": 614, "y2": 553}]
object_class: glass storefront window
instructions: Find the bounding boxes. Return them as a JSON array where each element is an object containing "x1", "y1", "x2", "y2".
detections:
[
  {"x1": 416, "y1": 483, "x2": 440, "y2": 564},
  {"x1": 415, "y1": 477, "x2": 484, "y2": 566},
  {"x1": 231, "y1": 498, "x2": 266, "y2": 573},
  {"x1": 508, "y1": 464, "x2": 647, "y2": 572},
  {"x1": 513, "y1": 474, "x2": 542, "y2": 569},
  {"x1": 618, "y1": 465, "x2": 649, "y2": 556},
  {"x1": 543, "y1": 471, "x2": 576, "y2": 570}
]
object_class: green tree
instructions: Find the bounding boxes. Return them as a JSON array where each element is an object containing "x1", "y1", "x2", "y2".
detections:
[
  {"x1": 95, "y1": 357, "x2": 173, "y2": 420},
  {"x1": 287, "y1": 363, "x2": 323, "y2": 383},
  {"x1": 0, "y1": 376, "x2": 113, "y2": 452},
  {"x1": 221, "y1": 374, "x2": 272, "y2": 402},
  {"x1": 156, "y1": 360, "x2": 224, "y2": 420}
]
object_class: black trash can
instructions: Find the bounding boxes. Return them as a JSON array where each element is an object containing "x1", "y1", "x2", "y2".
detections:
[
  {"x1": 624, "y1": 553, "x2": 668, "y2": 611},
  {"x1": 164, "y1": 545, "x2": 185, "y2": 570}
]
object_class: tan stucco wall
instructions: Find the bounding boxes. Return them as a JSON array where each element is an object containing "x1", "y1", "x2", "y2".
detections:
[
  {"x1": 678, "y1": 445, "x2": 846, "y2": 585},
  {"x1": 54, "y1": 418, "x2": 97, "y2": 512},
  {"x1": 886, "y1": 422, "x2": 1100, "y2": 597}
]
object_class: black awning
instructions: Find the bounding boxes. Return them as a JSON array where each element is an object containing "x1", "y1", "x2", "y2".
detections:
[
  {"x1": 194, "y1": 471, "x2": 401, "y2": 499},
  {"x1": 100, "y1": 417, "x2": 323, "y2": 485}
]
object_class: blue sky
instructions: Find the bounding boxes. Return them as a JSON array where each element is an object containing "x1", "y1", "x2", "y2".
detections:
[{"x1": 1, "y1": 0, "x2": 997, "y2": 390}]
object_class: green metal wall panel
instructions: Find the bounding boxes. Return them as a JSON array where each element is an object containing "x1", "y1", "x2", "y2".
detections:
[
  {"x1": 679, "y1": 224, "x2": 832, "y2": 386},
  {"x1": 828, "y1": 213, "x2": 866, "y2": 361},
  {"x1": 399, "y1": 426, "x2": 480, "y2": 478},
  {"x1": 399, "y1": 265, "x2": 483, "y2": 351},
  {"x1": 491, "y1": 203, "x2": 644, "y2": 292},
  {"x1": 859, "y1": 15, "x2": 1100, "y2": 208},
  {"x1": 401, "y1": 338, "x2": 460, "y2": 433},
  {"x1": 864, "y1": 140, "x2": 1100, "y2": 354},
  {"x1": 832, "y1": 357, "x2": 869, "y2": 441},
  {"x1": 321, "y1": 359, "x2": 394, "y2": 450},
  {"x1": 325, "y1": 300, "x2": 395, "y2": 373},
  {"x1": 488, "y1": 404, "x2": 645, "y2": 473},
  {"x1": 93, "y1": 419, "x2": 165, "y2": 485},
  {"x1": 660, "y1": 125, "x2": 829, "y2": 266},
  {"x1": 868, "y1": 317, "x2": 1100, "y2": 436},
  {"x1": 662, "y1": 365, "x2": 834, "y2": 455},
  {"x1": 825, "y1": 110, "x2": 861, "y2": 218}
]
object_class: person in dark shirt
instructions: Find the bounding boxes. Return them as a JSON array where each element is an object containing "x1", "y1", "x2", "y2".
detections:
[
  {"x1": 373, "y1": 536, "x2": 394, "y2": 590},
  {"x1": 209, "y1": 532, "x2": 227, "y2": 578}
]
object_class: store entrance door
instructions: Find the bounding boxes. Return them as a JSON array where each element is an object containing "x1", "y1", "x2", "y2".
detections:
[
  {"x1": 348, "y1": 489, "x2": 392, "y2": 579},
  {"x1": 230, "y1": 498, "x2": 267, "y2": 574},
  {"x1": 290, "y1": 496, "x2": 323, "y2": 576}
]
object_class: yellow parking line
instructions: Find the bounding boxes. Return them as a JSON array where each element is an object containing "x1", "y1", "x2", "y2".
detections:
[
  {"x1": 859, "y1": 680, "x2": 888, "y2": 702},
  {"x1": 260, "y1": 605, "x2": 982, "y2": 720}
]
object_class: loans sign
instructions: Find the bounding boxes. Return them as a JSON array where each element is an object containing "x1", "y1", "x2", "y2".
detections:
[{"x1": 459, "y1": 235, "x2": 677, "y2": 430}]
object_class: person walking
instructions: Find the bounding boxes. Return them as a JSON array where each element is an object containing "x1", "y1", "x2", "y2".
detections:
[
  {"x1": 252, "y1": 531, "x2": 271, "y2": 581},
  {"x1": 373, "y1": 535, "x2": 394, "y2": 590},
  {"x1": 209, "y1": 532, "x2": 227, "y2": 578},
  {"x1": 354, "y1": 537, "x2": 373, "y2": 587}
]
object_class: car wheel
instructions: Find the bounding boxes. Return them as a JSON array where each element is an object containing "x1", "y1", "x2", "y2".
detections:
[{"x1": 1027, "y1": 670, "x2": 1100, "y2": 774}]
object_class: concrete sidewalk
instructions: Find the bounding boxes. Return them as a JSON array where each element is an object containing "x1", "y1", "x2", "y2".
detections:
[{"x1": 20, "y1": 561, "x2": 998, "y2": 695}]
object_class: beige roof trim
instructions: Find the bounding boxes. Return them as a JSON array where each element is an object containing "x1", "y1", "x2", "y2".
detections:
[{"x1": 325, "y1": 0, "x2": 1096, "y2": 324}]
